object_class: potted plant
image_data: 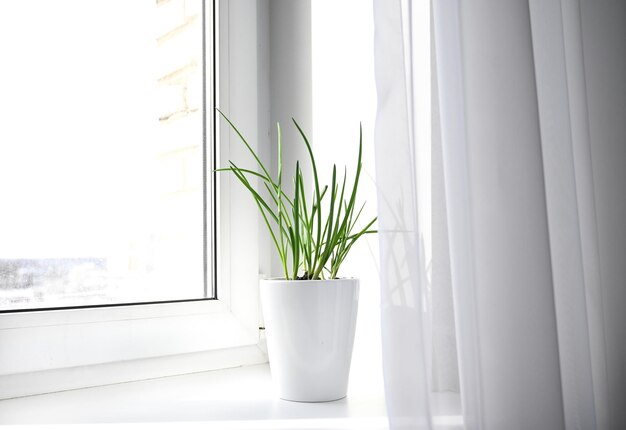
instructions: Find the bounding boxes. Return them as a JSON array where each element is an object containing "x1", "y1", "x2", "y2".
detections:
[{"x1": 217, "y1": 110, "x2": 376, "y2": 402}]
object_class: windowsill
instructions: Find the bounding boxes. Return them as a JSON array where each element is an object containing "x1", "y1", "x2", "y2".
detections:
[
  {"x1": 0, "y1": 363, "x2": 463, "y2": 429},
  {"x1": 0, "y1": 364, "x2": 389, "y2": 429}
]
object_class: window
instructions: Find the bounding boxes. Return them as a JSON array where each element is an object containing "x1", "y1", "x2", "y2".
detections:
[
  {"x1": 0, "y1": 1, "x2": 268, "y2": 400},
  {"x1": 0, "y1": 0, "x2": 213, "y2": 311}
]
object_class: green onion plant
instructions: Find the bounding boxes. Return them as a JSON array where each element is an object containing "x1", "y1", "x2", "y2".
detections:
[{"x1": 217, "y1": 110, "x2": 377, "y2": 280}]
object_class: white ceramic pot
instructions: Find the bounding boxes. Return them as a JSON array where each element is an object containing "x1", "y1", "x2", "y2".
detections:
[{"x1": 260, "y1": 278, "x2": 359, "y2": 402}]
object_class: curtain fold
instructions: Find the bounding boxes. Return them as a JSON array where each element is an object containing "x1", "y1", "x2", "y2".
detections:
[
  {"x1": 373, "y1": 1, "x2": 432, "y2": 428},
  {"x1": 528, "y1": 1, "x2": 603, "y2": 428},
  {"x1": 430, "y1": 2, "x2": 484, "y2": 428},
  {"x1": 374, "y1": 0, "x2": 624, "y2": 428}
]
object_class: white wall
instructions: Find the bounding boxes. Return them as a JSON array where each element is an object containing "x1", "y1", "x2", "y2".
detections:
[
  {"x1": 267, "y1": 0, "x2": 313, "y2": 278},
  {"x1": 311, "y1": 0, "x2": 384, "y2": 399}
]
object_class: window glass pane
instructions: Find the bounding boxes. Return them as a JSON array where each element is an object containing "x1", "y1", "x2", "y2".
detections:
[{"x1": 0, "y1": 0, "x2": 208, "y2": 310}]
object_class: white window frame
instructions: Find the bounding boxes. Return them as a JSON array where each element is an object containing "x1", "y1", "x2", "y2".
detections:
[{"x1": 0, "y1": 0, "x2": 269, "y2": 400}]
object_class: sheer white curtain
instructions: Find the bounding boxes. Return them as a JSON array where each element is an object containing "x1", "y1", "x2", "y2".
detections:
[{"x1": 373, "y1": 0, "x2": 626, "y2": 429}]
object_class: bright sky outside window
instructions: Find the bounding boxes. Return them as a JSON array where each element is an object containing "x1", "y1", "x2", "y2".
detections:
[{"x1": 0, "y1": 0, "x2": 211, "y2": 311}]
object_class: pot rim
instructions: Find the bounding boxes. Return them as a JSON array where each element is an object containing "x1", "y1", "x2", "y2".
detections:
[{"x1": 260, "y1": 277, "x2": 358, "y2": 285}]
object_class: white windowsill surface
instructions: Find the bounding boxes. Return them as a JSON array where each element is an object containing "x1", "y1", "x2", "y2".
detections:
[
  {"x1": 0, "y1": 364, "x2": 389, "y2": 429},
  {"x1": 0, "y1": 363, "x2": 462, "y2": 429}
]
